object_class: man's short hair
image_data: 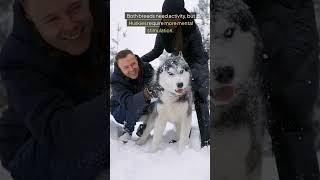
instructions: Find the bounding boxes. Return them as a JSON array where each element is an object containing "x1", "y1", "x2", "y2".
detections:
[{"x1": 115, "y1": 49, "x2": 134, "y2": 64}]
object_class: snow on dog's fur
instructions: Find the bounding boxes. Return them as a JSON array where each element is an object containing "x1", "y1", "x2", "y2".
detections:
[
  {"x1": 136, "y1": 54, "x2": 193, "y2": 153},
  {"x1": 210, "y1": 0, "x2": 266, "y2": 179}
]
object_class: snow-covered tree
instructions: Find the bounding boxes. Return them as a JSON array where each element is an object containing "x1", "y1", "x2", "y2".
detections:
[
  {"x1": 312, "y1": 0, "x2": 320, "y2": 149},
  {"x1": 0, "y1": 0, "x2": 12, "y2": 112},
  {"x1": 0, "y1": 0, "x2": 13, "y2": 50},
  {"x1": 110, "y1": 24, "x2": 127, "y2": 74},
  {"x1": 110, "y1": 24, "x2": 127, "y2": 96},
  {"x1": 193, "y1": 0, "x2": 210, "y2": 56}
]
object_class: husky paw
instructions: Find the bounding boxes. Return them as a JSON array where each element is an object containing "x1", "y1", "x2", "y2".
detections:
[
  {"x1": 148, "y1": 145, "x2": 161, "y2": 153},
  {"x1": 177, "y1": 147, "x2": 184, "y2": 153},
  {"x1": 136, "y1": 138, "x2": 147, "y2": 145},
  {"x1": 246, "y1": 146, "x2": 262, "y2": 174},
  {"x1": 178, "y1": 142, "x2": 189, "y2": 153},
  {"x1": 148, "y1": 148, "x2": 159, "y2": 153}
]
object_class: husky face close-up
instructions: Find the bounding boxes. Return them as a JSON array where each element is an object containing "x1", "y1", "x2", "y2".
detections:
[
  {"x1": 157, "y1": 56, "x2": 191, "y2": 96},
  {"x1": 211, "y1": 0, "x2": 266, "y2": 180},
  {"x1": 136, "y1": 55, "x2": 193, "y2": 153},
  {"x1": 211, "y1": 0, "x2": 262, "y2": 106}
]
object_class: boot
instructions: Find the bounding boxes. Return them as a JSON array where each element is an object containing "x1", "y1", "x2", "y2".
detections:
[
  {"x1": 119, "y1": 130, "x2": 132, "y2": 143},
  {"x1": 194, "y1": 101, "x2": 210, "y2": 147},
  {"x1": 136, "y1": 123, "x2": 147, "y2": 137},
  {"x1": 119, "y1": 124, "x2": 133, "y2": 143}
]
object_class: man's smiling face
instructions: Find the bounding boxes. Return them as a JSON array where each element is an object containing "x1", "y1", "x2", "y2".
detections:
[{"x1": 24, "y1": 0, "x2": 93, "y2": 55}]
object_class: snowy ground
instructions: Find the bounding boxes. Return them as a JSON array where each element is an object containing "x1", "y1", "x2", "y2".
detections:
[
  {"x1": 0, "y1": 115, "x2": 315, "y2": 180},
  {"x1": 110, "y1": 110, "x2": 280, "y2": 180},
  {"x1": 1, "y1": 129, "x2": 320, "y2": 180},
  {"x1": 110, "y1": 111, "x2": 210, "y2": 180}
]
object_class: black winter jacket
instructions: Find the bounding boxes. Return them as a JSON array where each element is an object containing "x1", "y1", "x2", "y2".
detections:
[
  {"x1": 141, "y1": 24, "x2": 208, "y2": 65},
  {"x1": 0, "y1": 1, "x2": 109, "y2": 168},
  {"x1": 110, "y1": 56, "x2": 154, "y2": 117},
  {"x1": 245, "y1": 0, "x2": 319, "y2": 92}
]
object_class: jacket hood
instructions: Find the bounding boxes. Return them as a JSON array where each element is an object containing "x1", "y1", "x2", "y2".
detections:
[
  {"x1": 11, "y1": 0, "x2": 43, "y2": 46},
  {"x1": 162, "y1": 0, "x2": 185, "y2": 14}
]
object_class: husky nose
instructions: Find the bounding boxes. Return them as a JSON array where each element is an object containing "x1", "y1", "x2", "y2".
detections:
[
  {"x1": 177, "y1": 82, "x2": 183, "y2": 88},
  {"x1": 214, "y1": 66, "x2": 234, "y2": 83}
]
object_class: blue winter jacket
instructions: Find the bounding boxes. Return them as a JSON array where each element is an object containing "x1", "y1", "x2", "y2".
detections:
[
  {"x1": 0, "y1": 0, "x2": 109, "y2": 169},
  {"x1": 110, "y1": 55, "x2": 154, "y2": 119}
]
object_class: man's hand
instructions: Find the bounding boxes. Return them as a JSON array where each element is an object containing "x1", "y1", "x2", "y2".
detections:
[
  {"x1": 145, "y1": 84, "x2": 163, "y2": 99},
  {"x1": 143, "y1": 88, "x2": 152, "y2": 101}
]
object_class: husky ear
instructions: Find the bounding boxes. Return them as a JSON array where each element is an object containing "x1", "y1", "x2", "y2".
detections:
[
  {"x1": 178, "y1": 51, "x2": 183, "y2": 57},
  {"x1": 156, "y1": 66, "x2": 163, "y2": 82},
  {"x1": 233, "y1": 9, "x2": 254, "y2": 32}
]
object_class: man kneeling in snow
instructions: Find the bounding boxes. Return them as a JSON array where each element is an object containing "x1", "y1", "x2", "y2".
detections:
[{"x1": 110, "y1": 49, "x2": 156, "y2": 143}]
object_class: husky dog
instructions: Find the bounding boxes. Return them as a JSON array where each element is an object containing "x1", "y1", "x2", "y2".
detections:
[
  {"x1": 136, "y1": 54, "x2": 193, "y2": 152},
  {"x1": 210, "y1": 0, "x2": 266, "y2": 179}
]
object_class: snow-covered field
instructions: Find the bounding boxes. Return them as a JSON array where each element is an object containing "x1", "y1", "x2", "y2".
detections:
[
  {"x1": 110, "y1": 111, "x2": 210, "y2": 180},
  {"x1": 1, "y1": 124, "x2": 320, "y2": 180},
  {"x1": 110, "y1": 111, "x2": 280, "y2": 180}
]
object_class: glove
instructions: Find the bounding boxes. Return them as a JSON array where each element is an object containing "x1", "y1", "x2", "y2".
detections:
[{"x1": 145, "y1": 84, "x2": 163, "y2": 99}]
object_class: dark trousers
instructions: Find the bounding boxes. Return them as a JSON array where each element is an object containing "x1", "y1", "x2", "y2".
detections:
[
  {"x1": 111, "y1": 103, "x2": 154, "y2": 133},
  {"x1": 7, "y1": 139, "x2": 105, "y2": 180},
  {"x1": 267, "y1": 81, "x2": 320, "y2": 180},
  {"x1": 111, "y1": 105, "x2": 136, "y2": 133},
  {"x1": 190, "y1": 63, "x2": 210, "y2": 144}
]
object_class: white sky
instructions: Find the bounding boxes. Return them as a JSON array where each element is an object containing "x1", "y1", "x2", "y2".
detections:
[{"x1": 110, "y1": 0, "x2": 199, "y2": 57}]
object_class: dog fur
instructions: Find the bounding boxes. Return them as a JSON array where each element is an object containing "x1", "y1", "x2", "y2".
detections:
[
  {"x1": 136, "y1": 55, "x2": 193, "y2": 153},
  {"x1": 210, "y1": 0, "x2": 266, "y2": 179}
]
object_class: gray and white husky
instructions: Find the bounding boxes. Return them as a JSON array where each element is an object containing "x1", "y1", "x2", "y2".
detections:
[
  {"x1": 211, "y1": 0, "x2": 266, "y2": 179},
  {"x1": 136, "y1": 54, "x2": 193, "y2": 153}
]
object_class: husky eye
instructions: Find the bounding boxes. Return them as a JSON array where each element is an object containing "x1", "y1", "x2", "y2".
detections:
[
  {"x1": 180, "y1": 70, "x2": 184, "y2": 74},
  {"x1": 168, "y1": 72, "x2": 174, "y2": 76},
  {"x1": 184, "y1": 67, "x2": 189, "y2": 72},
  {"x1": 224, "y1": 27, "x2": 235, "y2": 38}
]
